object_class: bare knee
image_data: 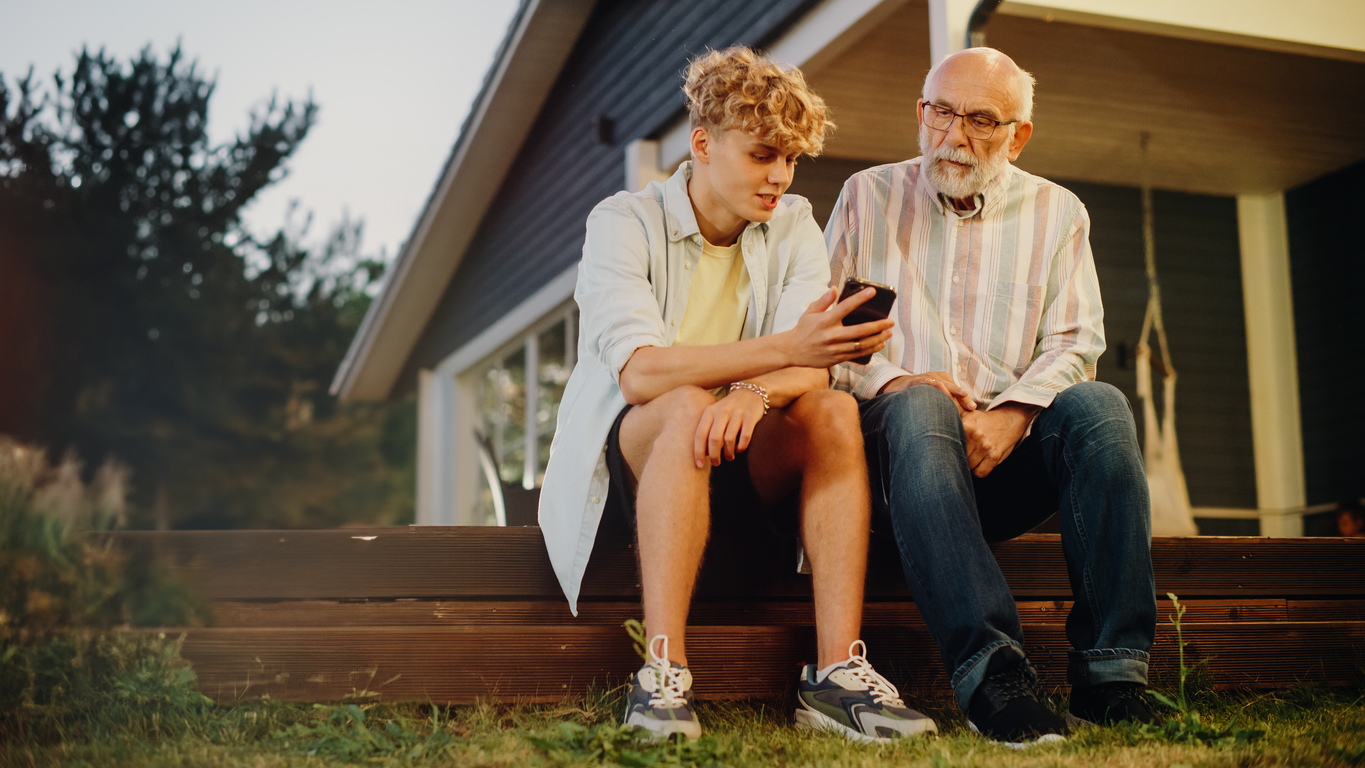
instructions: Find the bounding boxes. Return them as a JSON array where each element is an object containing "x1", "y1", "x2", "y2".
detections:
[
  {"x1": 652, "y1": 385, "x2": 715, "y2": 431},
  {"x1": 619, "y1": 385, "x2": 714, "y2": 475},
  {"x1": 786, "y1": 389, "x2": 863, "y2": 452},
  {"x1": 643, "y1": 385, "x2": 715, "y2": 455}
]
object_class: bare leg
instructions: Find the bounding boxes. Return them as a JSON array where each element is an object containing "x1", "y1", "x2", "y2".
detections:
[
  {"x1": 617, "y1": 385, "x2": 716, "y2": 667},
  {"x1": 747, "y1": 389, "x2": 870, "y2": 668}
]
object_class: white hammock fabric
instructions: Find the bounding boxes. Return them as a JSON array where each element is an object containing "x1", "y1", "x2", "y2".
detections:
[
  {"x1": 1136, "y1": 134, "x2": 1199, "y2": 537},
  {"x1": 1136, "y1": 338, "x2": 1197, "y2": 536}
]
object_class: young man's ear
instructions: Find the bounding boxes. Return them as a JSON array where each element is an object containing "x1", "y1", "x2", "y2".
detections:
[{"x1": 689, "y1": 126, "x2": 713, "y2": 165}]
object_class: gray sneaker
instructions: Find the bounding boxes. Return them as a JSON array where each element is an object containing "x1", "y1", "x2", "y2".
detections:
[
  {"x1": 794, "y1": 640, "x2": 938, "y2": 742},
  {"x1": 622, "y1": 635, "x2": 701, "y2": 740}
]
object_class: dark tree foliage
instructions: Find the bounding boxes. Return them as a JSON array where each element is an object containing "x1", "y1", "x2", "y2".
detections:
[{"x1": 0, "y1": 46, "x2": 414, "y2": 529}]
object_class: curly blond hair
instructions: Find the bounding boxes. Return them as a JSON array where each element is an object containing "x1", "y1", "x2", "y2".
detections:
[{"x1": 683, "y1": 46, "x2": 833, "y2": 157}]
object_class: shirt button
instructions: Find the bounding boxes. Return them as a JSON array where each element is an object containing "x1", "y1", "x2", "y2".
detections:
[
  {"x1": 952, "y1": 274, "x2": 960, "y2": 283},
  {"x1": 950, "y1": 327, "x2": 958, "y2": 335},
  {"x1": 591, "y1": 496, "x2": 601, "y2": 505},
  {"x1": 684, "y1": 262, "x2": 691, "y2": 270},
  {"x1": 671, "y1": 320, "x2": 677, "y2": 326},
  {"x1": 955, "y1": 220, "x2": 963, "y2": 227}
]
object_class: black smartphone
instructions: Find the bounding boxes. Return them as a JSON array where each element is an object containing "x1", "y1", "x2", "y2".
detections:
[{"x1": 839, "y1": 277, "x2": 897, "y2": 364}]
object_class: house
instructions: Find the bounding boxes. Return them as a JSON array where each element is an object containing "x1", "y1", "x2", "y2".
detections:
[{"x1": 331, "y1": 0, "x2": 1365, "y2": 535}]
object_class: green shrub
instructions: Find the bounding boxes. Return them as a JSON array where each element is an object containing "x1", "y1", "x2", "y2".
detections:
[
  {"x1": 0, "y1": 438, "x2": 212, "y2": 743},
  {"x1": 2, "y1": 632, "x2": 213, "y2": 742}
]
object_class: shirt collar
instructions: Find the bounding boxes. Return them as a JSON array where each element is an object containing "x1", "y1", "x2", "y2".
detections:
[
  {"x1": 663, "y1": 160, "x2": 768, "y2": 243},
  {"x1": 940, "y1": 192, "x2": 983, "y2": 218},
  {"x1": 663, "y1": 161, "x2": 699, "y2": 241},
  {"x1": 914, "y1": 156, "x2": 1015, "y2": 219}
]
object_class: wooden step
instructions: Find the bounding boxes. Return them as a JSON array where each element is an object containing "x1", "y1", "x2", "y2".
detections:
[
  {"x1": 174, "y1": 620, "x2": 1365, "y2": 704},
  {"x1": 204, "y1": 598, "x2": 1346, "y2": 628},
  {"x1": 110, "y1": 528, "x2": 1365, "y2": 704},
  {"x1": 112, "y1": 528, "x2": 1365, "y2": 600}
]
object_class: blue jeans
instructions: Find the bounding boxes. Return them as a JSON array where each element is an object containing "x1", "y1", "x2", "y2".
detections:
[{"x1": 860, "y1": 381, "x2": 1156, "y2": 710}]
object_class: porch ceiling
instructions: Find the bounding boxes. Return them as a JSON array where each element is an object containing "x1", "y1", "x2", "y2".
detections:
[{"x1": 807, "y1": 1, "x2": 1365, "y2": 196}]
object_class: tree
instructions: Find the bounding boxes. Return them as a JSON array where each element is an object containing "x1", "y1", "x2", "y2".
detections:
[{"x1": 0, "y1": 46, "x2": 413, "y2": 529}]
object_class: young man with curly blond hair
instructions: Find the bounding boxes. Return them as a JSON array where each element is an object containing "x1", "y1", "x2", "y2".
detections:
[{"x1": 539, "y1": 47, "x2": 937, "y2": 742}]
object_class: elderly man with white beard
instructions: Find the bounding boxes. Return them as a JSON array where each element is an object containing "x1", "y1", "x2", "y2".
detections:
[{"x1": 824, "y1": 47, "x2": 1159, "y2": 746}]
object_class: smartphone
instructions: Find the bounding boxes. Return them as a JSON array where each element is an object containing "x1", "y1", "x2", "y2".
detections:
[{"x1": 839, "y1": 277, "x2": 897, "y2": 364}]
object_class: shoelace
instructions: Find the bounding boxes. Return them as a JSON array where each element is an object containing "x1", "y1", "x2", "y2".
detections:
[
  {"x1": 643, "y1": 635, "x2": 689, "y2": 708},
  {"x1": 842, "y1": 640, "x2": 906, "y2": 706},
  {"x1": 981, "y1": 659, "x2": 1037, "y2": 704}
]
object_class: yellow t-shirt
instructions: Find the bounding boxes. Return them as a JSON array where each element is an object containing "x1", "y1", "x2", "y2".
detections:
[{"x1": 673, "y1": 237, "x2": 750, "y2": 347}]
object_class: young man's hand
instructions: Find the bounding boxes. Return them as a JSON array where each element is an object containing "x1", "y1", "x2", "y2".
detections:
[
  {"x1": 782, "y1": 287, "x2": 895, "y2": 368},
  {"x1": 692, "y1": 387, "x2": 767, "y2": 467}
]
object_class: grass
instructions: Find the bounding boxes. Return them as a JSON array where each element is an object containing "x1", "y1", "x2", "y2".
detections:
[{"x1": 2, "y1": 679, "x2": 1363, "y2": 768}]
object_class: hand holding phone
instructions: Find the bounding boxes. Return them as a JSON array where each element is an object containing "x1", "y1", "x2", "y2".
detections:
[
  {"x1": 788, "y1": 283, "x2": 896, "y2": 368},
  {"x1": 838, "y1": 277, "x2": 897, "y2": 364}
]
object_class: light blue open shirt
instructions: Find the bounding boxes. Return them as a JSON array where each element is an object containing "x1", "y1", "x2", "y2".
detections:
[{"x1": 538, "y1": 161, "x2": 831, "y2": 614}]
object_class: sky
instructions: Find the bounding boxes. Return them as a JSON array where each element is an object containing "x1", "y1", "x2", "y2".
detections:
[{"x1": 1, "y1": 0, "x2": 522, "y2": 261}]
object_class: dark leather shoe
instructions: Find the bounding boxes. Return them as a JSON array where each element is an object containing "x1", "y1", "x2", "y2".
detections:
[
  {"x1": 1067, "y1": 681, "x2": 1161, "y2": 727},
  {"x1": 967, "y1": 652, "x2": 1068, "y2": 747}
]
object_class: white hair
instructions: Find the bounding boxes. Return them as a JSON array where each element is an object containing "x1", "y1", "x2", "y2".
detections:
[{"x1": 921, "y1": 48, "x2": 1035, "y2": 122}]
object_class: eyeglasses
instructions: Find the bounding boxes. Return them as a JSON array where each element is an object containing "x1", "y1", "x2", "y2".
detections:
[{"x1": 920, "y1": 102, "x2": 1018, "y2": 140}]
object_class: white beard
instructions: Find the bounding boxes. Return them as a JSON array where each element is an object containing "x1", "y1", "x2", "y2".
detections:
[{"x1": 919, "y1": 128, "x2": 1011, "y2": 200}]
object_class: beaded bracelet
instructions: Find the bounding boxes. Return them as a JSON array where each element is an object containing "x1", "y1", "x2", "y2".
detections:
[{"x1": 728, "y1": 381, "x2": 770, "y2": 416}]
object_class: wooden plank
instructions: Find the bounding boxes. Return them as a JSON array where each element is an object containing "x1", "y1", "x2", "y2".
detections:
[
  {"x1": 205, "y1": 598, "x2": 1323, "y2": 628},
  {"x1": 169, "y1": 621, "x2": 1365, "y2": 704},
  {"x1": 1289, "y1": 600, "x2": 1365, "y2": 622},
  {"x1": 108, "y1": 529, "x2": 1365, "y2": 601}
]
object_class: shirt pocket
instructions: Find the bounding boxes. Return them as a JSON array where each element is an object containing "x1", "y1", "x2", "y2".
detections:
[{"x1": 989, "y1": 282, "x2": 1047, "y2": 372}]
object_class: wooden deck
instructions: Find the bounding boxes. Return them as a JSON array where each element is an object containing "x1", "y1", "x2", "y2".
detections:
[{"x1": 113, "y1": 528, "x2": 1365, "y2": 704}]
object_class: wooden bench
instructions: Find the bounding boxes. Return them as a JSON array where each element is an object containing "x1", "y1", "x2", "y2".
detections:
[{"x1": 112, "y1": 528, "x2": 1365, "y2": 704}]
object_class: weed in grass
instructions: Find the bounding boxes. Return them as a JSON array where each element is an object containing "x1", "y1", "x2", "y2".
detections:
[
  {"x1": 625, "y1": 616, "x2": 650, "y2": 662},
  {"x1": 1137, "y1": 593, "x2": 1265, "y2": 746}
]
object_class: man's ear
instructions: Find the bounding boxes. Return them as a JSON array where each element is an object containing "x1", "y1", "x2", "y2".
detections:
[
  {"x1": 1006, "y1": 120, "x2": 1033, "y2": 161},
  {"x1": 690, "y1": 126, "x2": 712, "y2": 165}
]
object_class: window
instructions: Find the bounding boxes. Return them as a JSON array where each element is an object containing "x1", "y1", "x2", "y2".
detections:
[{"x1": 470, "y1": 304, "x2": 577, "y2": 524}]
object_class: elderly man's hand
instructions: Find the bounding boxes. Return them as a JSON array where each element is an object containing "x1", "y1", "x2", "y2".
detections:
[
  {"x1": 961, "y1": 403, "x2": 1040, "y2": 478},
  {"x1": 879, "y1": 372, "x2": 976, "y2": 413}
]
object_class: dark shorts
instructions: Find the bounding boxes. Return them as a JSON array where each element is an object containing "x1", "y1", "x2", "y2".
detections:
[{"x1": 598, "y1": 404, "x2": 800, "y2": 543}]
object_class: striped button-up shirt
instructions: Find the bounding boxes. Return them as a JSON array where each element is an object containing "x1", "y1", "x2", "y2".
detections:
[{"x1": 825, "y1": 158, "x2": 1104, "y2": 409}]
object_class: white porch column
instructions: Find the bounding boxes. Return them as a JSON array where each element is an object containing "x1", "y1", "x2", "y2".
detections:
[
  {"x1": 928, "y1": 0, "x2": 977, "y2": 65},
  {"x1": 416, "y1": 368, "x2": 455, "y2": 525},
  {"x1": 625, "y1": 139, "x2": 671, "y2": 193},
  {"x1": 451, "y1": 372, "x2": 483, "y2": 525},
  {"x1": 1236, "y1": 193, "x2": 1306, "y2": 537},
  {"x1": 417, "y1": 367, "x2": 483, "y2": 525}
]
